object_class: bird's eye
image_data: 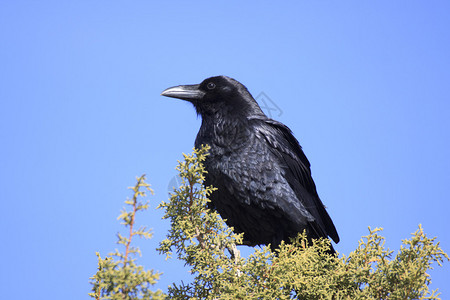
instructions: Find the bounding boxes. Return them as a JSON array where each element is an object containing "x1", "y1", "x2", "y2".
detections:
[{"x1": 207, "y1": 82, "x2": 216, "y2": 90}]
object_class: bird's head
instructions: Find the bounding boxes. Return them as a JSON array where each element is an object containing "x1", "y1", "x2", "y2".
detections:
[{"x1": 161, "y1": 75, "x2": 264, "y2": 118}]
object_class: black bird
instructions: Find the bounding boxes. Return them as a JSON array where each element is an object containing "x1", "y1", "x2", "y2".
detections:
[{"x1": 161, "y1": 76, "x2": 339, "y2": 252}]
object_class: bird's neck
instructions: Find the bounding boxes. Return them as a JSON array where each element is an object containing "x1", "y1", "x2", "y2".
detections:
[{"x1": 196, "y1": 114, "x2": 251, "y2": 151}]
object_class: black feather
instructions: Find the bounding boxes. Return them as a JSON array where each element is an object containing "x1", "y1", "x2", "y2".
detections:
[{"x1": 161, "y1": 75, "x2": 339, "y2": 252}]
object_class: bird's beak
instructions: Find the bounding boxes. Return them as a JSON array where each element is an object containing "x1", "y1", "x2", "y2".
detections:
[{"x1": 161, "y1": 84, "x2": 205, "y2": 101}]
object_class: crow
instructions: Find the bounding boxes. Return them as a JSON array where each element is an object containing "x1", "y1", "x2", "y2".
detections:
[{"x1": 161, "y1": 75, "x2": 339, "y2": 252}]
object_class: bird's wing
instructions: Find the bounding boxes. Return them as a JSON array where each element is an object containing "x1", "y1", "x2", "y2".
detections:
[{"x1": 252, "y1": 117, "x2": 340, "y2": 243}]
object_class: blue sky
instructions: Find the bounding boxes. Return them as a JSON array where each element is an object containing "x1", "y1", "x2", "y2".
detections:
[{"x1": 1, "y1": 1, "x2": 449, "y2": 299}]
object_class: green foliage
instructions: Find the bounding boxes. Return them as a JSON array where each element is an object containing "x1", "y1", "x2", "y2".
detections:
[
  {"x1": 89, "y1": 175, "x2": 165, "y2": 300},
  {"x1": 90, "y1": 146, "x2": 448, "y2": 299},
  {"x1": 157, "y1": 145, "x2": 449, "y2": 299},
  {"x1": 157, "y1": 145, "x2": 245, "y2": 298}
]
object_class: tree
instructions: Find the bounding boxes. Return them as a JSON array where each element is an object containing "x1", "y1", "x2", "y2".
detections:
[
  {"x1": 90, "y1": 145, "x2": 449, "y2": 299},
  {"x1": 89, "y1": 175, "x2": 164, "y2": 300}
]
